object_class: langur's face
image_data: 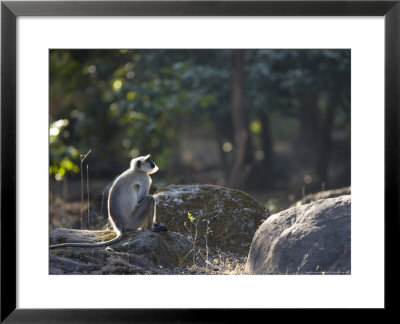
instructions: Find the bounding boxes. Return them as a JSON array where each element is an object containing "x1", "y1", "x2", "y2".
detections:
[{"x1": 131, "y1": 154, "x2": 159, "y2": 174}]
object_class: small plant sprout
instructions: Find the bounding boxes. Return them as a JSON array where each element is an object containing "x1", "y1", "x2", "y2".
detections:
[
  {"x1": 187, "y1": 212, "x2": 194, "y2": 223},
  {"x1": 182, "y1": 211, "x2": 213, "y2": 269},
  {"x1": 183, "y1": 211, "x2": 199, "y2": 265}
]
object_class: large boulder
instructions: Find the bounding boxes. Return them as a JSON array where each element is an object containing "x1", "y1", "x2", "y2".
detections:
[
  {"x1": 293, "y1": 186, "x2": 351, "y2": 207},
  {"x1": 155, "y1": 184, "x2": 267, "y2": 255},
  {"x1": 246, "y1": 195, "x2": 351, "y2": 274},
  {"x1": 49, "y1": 228, "x2": 192, "y2": 274}
]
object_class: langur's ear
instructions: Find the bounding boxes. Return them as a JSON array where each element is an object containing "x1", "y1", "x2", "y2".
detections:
[
  {"x1": 136, "y1": 161, "x2": 141, "y2": 168},
  {"x1": 144, "y1": 154, "x2": 151, "y2": 160}
]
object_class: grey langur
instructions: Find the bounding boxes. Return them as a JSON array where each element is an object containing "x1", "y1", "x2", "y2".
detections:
[{"x1": 50, "y1": 154, "x2": 167, "y2": 249}]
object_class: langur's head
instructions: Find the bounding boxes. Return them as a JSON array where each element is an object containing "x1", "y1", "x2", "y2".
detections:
[{"x1": 130, "y1": 154, "x2": 159, "y2": 174}]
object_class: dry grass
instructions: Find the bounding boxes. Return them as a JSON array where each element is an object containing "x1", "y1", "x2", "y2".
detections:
[{"x1": 163, "y1": 249, "x2": 248, "y2": 275}]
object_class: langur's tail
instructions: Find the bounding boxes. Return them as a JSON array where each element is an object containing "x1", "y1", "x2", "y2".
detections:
[{"x1": 49, "y1": 229, "x2": 122, "y2": 249}]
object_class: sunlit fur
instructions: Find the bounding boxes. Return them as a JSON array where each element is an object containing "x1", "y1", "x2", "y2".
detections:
[
  {"x1": 50, "y1": 154, "x2": 159, "y2": 249},
  {"x1": 130, "y1": 154, "x2": 159, "y2": 174},
  {"x1": 108, "y1": 154, "x2": 158, "y2": 231}
]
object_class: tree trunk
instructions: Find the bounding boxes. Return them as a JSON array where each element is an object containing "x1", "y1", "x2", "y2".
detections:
[
  {"x1": 228, "y1": 50, "x2": 248, "y2": 189},
  {"x1": 317, "y1": 89, "x2": 340, "y2": 188},
  {"x1": 213, "y1": 114, "x2": 232, "y2": 184}
]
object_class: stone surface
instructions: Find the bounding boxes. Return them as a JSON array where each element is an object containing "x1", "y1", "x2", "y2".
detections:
[
  {"x1": 49, "y1": 228, "x2": 192, "y2": 274},
  {"x1": 154, "y1": 184, "x2": 268, "y2": 255},
  {"x1": 294, "y1": 186, "x2": 351, "y2": 206},
  {"x1": 246, "y1": 195, "x2": 351, "y2": 275}
]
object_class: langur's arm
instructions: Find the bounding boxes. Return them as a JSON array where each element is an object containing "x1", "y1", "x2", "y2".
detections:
[{"x1": 136, "y1": 182, "x2": 149, "y2": 204}]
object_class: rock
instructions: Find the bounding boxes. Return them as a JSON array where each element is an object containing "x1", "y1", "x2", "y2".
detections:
[
  {"x1": 49, "y1": 228, "x2": 193, "y2": 274},
  {"x1": 246, "y1": 195, "x2": 351, "y2": 274},
  {"x1": 49, "y1": 254, "x2": 97, "y2": 274},
  {"x1": 154, "y1": 184, "x2": 267, "y2": 255},
  {"x1": 294, "y1": 186, "x2": 351, "y2": 206}
]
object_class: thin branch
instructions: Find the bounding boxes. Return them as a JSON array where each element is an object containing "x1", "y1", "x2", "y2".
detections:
[
  {"x1": 87, "y1": 164, "x2": 90, "y2": 229},
  {"x1": 100, "y1": 192, "x2": 105, "y2": 218},
  {"x1": 80, "y1": 149, "x2": 91, "y2": 229}
]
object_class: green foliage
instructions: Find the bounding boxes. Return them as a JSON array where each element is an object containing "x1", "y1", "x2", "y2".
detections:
[
  {"x1": 245, "y1": 49, "x2": 350, "y2": 155},
  {"x1": 49, "y1": 49, "x2": 350, "y2": 188},
  {"x1": 49, "y1": 118, "x2": 79, "y2": 180},
  {"x1": 50, "y1": 50, "x2": 231, "y2": 180}
]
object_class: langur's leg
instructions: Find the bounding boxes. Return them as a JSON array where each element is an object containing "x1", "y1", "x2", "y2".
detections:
[
  {"x1": 131, "y1": 196, "x2": 155, "y2": 229},
  {"x1": 131, "y1": 195, "x2": 168, "y2": 232},
  {"x1": 150, "y1": 200, "x2": 168, "y2": 232}
]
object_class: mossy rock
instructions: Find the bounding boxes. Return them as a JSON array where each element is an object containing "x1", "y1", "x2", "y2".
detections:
[
  {"x1": 49, "y1": 228, "x2": 192, "y2": 274},
  {"x1": 154, "y1": 184, "x2": 267, "y2": 255}
]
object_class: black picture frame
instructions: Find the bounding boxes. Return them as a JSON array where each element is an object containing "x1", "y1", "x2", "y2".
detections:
[{"x1": 1, "y1": 0, "x2": 398, "y2": 322}]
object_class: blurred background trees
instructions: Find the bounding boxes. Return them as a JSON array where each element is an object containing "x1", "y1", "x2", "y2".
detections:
[{"x1": 49, "y1": 49, "x2": 350, "y2": 208}]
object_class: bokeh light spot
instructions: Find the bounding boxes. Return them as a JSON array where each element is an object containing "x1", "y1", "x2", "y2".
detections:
[
  {"x1": 222, "y1": 142, "x2": 233, "y2": 152},
  {"x1": 112, "y1": 79, "x2": 123, "y2": 91}
]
